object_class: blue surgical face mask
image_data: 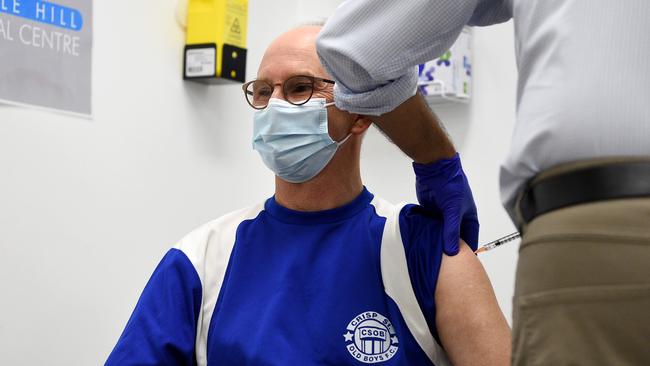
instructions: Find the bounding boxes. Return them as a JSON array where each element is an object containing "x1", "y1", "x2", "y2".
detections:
[{"x1": 252, "y1": 97, "x2": 351, "y2": 183}]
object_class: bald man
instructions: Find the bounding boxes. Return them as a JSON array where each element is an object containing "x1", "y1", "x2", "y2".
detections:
[{"x1": 105, "y1": 26, "x2": 510, "y2": 366}]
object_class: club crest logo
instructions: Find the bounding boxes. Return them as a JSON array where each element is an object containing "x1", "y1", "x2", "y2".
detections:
[{"x1": 343, "y1": 311, "x2": 399, "y2": 363}]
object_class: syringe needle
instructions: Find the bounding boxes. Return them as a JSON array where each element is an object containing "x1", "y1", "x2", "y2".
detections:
[
  {"x1": 475, "y1": 232, "x2": 521, "y2": 254},
  {"x1": 475, "y1": 246, "x2": 490, "y2": 254}
]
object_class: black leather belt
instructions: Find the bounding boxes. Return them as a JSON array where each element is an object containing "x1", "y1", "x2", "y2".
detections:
[{"x1": 519, "y1": 161, "x2": 650, "y2": 224}]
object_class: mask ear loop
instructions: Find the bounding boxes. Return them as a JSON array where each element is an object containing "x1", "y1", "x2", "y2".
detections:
[
  {"x1": 324, "y1": 101, "x2": 354, "y2": 146},
  {"x1": 336, "y1": 133, "x2": 353, "y2": 146}
]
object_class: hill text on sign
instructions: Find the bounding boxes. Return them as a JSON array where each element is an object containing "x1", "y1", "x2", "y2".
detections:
[{"x1": 0, "y1": 0, "x2": 83, "y2": 31}]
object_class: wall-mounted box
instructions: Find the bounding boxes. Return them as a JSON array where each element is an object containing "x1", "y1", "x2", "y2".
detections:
[
  {"x1": 183, "y1": 0, "x2": 248, "y2": 84},
  {"x1": 418, "y1": 27, "x2": 472, "y2": 104}
]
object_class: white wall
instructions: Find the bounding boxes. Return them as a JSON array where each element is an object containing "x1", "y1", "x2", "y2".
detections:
[{"x1": 0, "y1": 1, "x2": 517, "y2": 364}]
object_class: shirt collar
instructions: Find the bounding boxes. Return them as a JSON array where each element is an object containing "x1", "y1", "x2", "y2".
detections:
[{"x1": 264, "y1": 187, "x2": 373, "y2": 225}]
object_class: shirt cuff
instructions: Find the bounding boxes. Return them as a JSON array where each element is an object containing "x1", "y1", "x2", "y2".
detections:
[{"x1": 332, "y1": 67, "x2": 419, "y2": 116}]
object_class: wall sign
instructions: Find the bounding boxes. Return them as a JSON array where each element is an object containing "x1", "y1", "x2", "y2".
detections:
[{"x1": 0, "y1": 0, "x2": 92, "y2": 116}]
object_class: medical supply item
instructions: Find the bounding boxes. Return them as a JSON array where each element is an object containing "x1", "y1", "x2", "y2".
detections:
[
  {"x1": 252, "y1": 98, "x2": 350, "y2": 183},
  {"x1": 475, "y1": 232, "x2": 521, "y2": 254},
  {"x1": 183, "y1": 0, "x2": 247, "y2": 83},
  {"x1": 418, "y1": 27, "x2": 472, "y2": 104},
  {"x1": 413, "y1": 154, "x2": 479, "y2": 255}
]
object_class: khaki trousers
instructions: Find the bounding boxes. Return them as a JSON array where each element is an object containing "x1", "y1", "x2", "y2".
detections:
[{"x1": 512, "y1": 165, "x2": 650, "y2": 365}]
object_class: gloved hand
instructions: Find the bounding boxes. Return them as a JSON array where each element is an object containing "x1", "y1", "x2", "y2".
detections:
[{"x1": 413, "y1": 153, "x2": 479, "y2": 255}]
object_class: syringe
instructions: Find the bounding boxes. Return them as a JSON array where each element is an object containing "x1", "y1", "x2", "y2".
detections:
[{"x1": 475, "y1": 232, "x2": 521, "y2": 254}]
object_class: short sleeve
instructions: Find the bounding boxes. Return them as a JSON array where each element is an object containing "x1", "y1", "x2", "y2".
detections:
[
  {"x1": 105, "y1": 248, "x2": 203, "y2": 366},
  {"x1": 398, "y1": 204, "x2": 445, "y2": 343}
]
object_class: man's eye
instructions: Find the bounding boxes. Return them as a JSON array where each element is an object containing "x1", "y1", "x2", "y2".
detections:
[
  {"x1": 255, "y1": 88, "x2": 272, "y2": 97},
  {"x1": 291, "y1": 84, "x2": 313, "y2": 94}
]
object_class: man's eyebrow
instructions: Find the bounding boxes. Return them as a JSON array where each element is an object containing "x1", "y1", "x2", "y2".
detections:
[{"x1": 256, "y1": 72, "x2": 317, "y2": 84}]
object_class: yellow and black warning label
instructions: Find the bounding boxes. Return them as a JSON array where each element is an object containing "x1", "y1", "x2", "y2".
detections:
[{"x1": 224, "y1": 0, "x2": 247, "y2": 48}]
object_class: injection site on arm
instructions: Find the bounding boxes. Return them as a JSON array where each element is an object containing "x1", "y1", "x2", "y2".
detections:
[{"x1": 435, "y1": 242, "x2": 512, "y2": 365}]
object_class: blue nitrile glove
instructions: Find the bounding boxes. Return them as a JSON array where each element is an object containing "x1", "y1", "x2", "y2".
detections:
[{"x1": 413, "y1": 153, "x2": 479, "y2": 255}]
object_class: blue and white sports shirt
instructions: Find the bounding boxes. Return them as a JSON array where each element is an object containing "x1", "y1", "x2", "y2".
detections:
[{"x1": 106, "y1": 188, "x2": 451, "y2": 365}]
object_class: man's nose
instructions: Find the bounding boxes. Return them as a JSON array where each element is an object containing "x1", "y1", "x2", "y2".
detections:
[{"x1": 271, "y1": 87, "x2": 284, "y2": 101}]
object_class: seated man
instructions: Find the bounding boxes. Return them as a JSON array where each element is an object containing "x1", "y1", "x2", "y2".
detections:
[{"x1": 106, "y1": 25, "x2": 510, "y2": 366}]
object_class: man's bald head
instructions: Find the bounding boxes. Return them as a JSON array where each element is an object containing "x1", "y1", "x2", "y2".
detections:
[{"x1": 257, "y1": 26, "x2": 330, "y2": 85}]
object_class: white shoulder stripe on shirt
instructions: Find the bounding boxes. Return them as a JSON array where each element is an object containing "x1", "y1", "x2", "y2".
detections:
[
  {"x1": 175, "y1": 202, "x2": 265, "y2": 366},
  {"x1": 371, "y1": 197, "x2": 451, "y2": 366}
]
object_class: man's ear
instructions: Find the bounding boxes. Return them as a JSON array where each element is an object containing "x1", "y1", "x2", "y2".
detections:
[{"x1": 350, "y1": 114, "x2": 373, "y2": 135}]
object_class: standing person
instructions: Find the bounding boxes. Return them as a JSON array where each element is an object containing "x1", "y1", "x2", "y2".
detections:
[
  {"x1": 317, "y1": 1, "x2": 650, "y2": 365},
  {"x1": 105, "y1": 25, "x2": 510, "y2": 366}
]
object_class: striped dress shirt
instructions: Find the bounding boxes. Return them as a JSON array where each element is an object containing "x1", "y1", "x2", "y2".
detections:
[{"x1": 317, "y1": 0, "x2": 650, "y2": 219}]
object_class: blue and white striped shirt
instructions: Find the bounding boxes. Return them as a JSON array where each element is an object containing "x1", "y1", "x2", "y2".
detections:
[{"x1": 106, "y1": 188, "x2": 452, "y2": 365}]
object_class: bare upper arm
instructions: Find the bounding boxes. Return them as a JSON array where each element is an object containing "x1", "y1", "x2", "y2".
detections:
[{"x1": 435, "y1": 241, "x2": 511, "y2": 366}]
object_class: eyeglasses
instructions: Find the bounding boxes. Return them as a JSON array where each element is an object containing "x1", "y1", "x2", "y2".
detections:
[{"x1": 242, "y1": 75, "x2": 335, "y2": 110}]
